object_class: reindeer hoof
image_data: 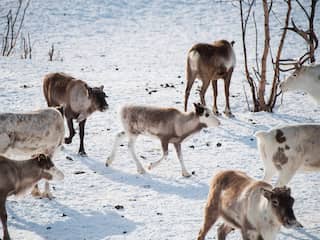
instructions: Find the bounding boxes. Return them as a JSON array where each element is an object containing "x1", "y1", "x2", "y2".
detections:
[
  {"x1": 137, "y1": 168, "x2": 146, "y2": 174},
  {"x1": 182, "y1": 172, "x2": 192, "y2": 178},
  {"x1": 64, "y1": 137, "x2": 72, "y2": 144},
  {"x1": 213, "y1": 110, "x2": 221, "y2": 116},
  {"x1": 41, "y1": 192, "x2": 54, "y2": 200},
  {"x1": 224, "y1": 111, "x2": 234, "y2": 118},
  {"x1": 78, "y1": 150, "x2": 87, "y2": 157}
]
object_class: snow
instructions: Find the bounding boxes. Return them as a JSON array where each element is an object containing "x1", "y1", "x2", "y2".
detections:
[{"x1": 0, "y1": 0, "x2": 320, "y2": 239}]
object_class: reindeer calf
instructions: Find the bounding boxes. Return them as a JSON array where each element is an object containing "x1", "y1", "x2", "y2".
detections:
[
  {"x1": 106, "y1": 103, "x2": 220, "y2": 177},
  {"x1": 0, "y1": 154, "x2": 64, "y2": 240}
]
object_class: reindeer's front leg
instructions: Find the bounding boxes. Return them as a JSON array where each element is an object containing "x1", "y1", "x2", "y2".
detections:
[
  {"x1": 0, "y1": 197, "x2": 10, "y2": 240},
  {"x1": 148, "y1": 139, "x2": 168, "y2": 170},
  {"x1": 128, "y1": 136, "x2": 146, "y2": 174},
  {"x1": 173, "y1": 142, "x2": 191, "y2": 177},
  {"x1": 78, "y1": 119, "x2": 87, "y2": 156}
]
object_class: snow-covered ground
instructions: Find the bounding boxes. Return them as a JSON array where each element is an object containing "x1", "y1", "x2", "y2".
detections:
[{"x1": 0, "y1": 0, "x2": 320, "y2": 239}]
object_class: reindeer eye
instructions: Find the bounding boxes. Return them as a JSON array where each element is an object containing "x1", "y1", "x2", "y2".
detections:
[
  {"x1": 205, "y1": 113, "x2": 209, "y2": 117},
  {"x1": 272, "y1": 200, "x2": 279, "y2": 207}
]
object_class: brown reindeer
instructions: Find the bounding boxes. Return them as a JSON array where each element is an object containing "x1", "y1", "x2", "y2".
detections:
[
  {"x1": 0, "y1": 154, "x2": 64, "y2": 240},
  {"x1": 184, "y1": 40, "x2": 236, "y2": 117},
  {"x1": 43, "y1": 72, "x2": 108, "y2": 156},
  {"x1": 198, "y1": 170, "x2": 302, "y2": 240},
  {"x1": 106, "y1": 103, "x2": 220, "y2": 177}
]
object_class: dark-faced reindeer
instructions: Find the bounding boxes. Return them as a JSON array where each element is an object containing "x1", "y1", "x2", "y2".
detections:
[
  {"x1": 279, "y1": 52, "x2": 320, "y2": 103},
  {"x1": 0, "y1": 108, "x2": 64, "y2": 199},
  {"x1": 198, "y1": 170, "x2": 301, "y2": 240},
  {"x1": 0, "y1": 154, "x2": 64, "y2": 240},
  {"x1": 43, "y1": 72, "x2": 108, "y2": 156},
  {"x1": 106, "y1": 103, "x2": 220, "y2": 177},
  {"x1": 184, "y1": 40, "x2": 236, "y2": 117}
]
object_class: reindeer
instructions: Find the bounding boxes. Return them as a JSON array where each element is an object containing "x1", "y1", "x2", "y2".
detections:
[
  {"x1": 198, "y1": 170, "x2": 302, "y2": 240},
  {"x1": 0, "y1": 107, "x2": 65, "y2": 199},
  {"x1": 184, "y1": 40, "x2": 236, "y2": 117},
  {"x1": 278, "y1": 50, "x2": 320, "y2": 102},
  {"x1": 43, "y1": 72, "x2": 108, "y2": 156},
  {"x1": 106, "y1": 103, "x2": 220, "y2": 177},
  {"x1": 0, "y1": 154, "x2": 64, "y2": 240}
]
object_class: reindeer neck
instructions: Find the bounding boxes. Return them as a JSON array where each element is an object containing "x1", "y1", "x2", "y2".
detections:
[
  {"x1": 176, "y1": 112, "x2": 205, "y2": 139},
  {"x1": 13, "y1": 160, "x2": 43, "y2": 194}
]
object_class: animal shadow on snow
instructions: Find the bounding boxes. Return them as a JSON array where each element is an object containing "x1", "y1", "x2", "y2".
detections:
[
  {"x1": 279, "y1": 227, "x2": 320, "y2": 240},
  {"x1": 7, "y1": 199, "x2": 137, "y2": 240},
  {"x1": 72, "y1": 152, "x2": 209, "y2": 200}
]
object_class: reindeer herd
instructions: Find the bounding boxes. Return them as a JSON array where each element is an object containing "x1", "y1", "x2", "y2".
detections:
[{"x1": 0, "y1": 39, "x2": 319, "y2": 240}]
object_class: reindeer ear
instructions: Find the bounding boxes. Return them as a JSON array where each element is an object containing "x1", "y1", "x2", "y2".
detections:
[
  {"x1": 100, "y1": 85, "x2": 104, "y2": 91},
  {"x1": 231, "y1": 40, "x2": 235, "y2": 47},
  {"x1": 262, "y1": 188, "x2": 273, "y2": 200},
  {"x1": 38, "y1": 154, "x2": 47, "y2": 161}
]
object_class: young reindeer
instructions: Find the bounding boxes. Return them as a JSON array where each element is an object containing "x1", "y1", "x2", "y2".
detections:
[
  {"x1": 0, "y1": 154, "x2": 64, "y2": 240},
  {"x1": 279, "y1": 52, "x2": 320, "y2": 104},
  {"x1": 106, "y1": 103, "x2": 220, "y2": 177},
  {"x1": 184, "y1": 40, "x2": 236, "y2": 117},
  {"x1": 198, "y1": 170, "x2": 302, "y2": 240}
]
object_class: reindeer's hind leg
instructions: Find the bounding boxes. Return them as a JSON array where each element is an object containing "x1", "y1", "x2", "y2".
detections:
[
  {"x1": 185, "y1": 56, "x2": 197, "y2": 112},
  {"x1": 148, "y1": 139, "x2": 169, "y2": 170},
  {"x1": 0, "y1": 196, "x2": 10, "y2": 240},
  {"x1": 223, "y1": 68, "x2": 234, "y2": 117},
  {"x1": 197, "y1": 201, "x2": 219, "y2": 240},
  {"x1": 106, "y1": 131, "x2": 126, "y2": 167},
  {"x1": 128, "y1": 135, "x2": 146, "y2": 174},
  {"x1": 212, "y1": 80, "x2": 220, "y2": 115},
  {"x1": 173, "y1": 142, "x2": 191, "y2": 177},
  {"x1": 200, "y1": 79, "x2": 210, "y2": 106},
  {"x1": 217, "y1": 223, "x2": 234, "y2": 240}
]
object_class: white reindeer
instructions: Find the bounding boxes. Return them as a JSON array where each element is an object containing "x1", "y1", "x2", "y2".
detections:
[{"x1": 106, "y1": 103, "x2": 220, "y2": 177}]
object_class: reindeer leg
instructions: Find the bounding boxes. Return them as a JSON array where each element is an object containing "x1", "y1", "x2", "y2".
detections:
[
  {"x1": 173, "y1": 143, "x2": 191, "y2": 177},
  {"x1": 197, "y1": 202, "x2": 219, "y2": 240},
  {"x1": 106, "y1": 131, "x2": 126, "y2": 167},
  {"x1": 31, "y1": 184, "x2": 41, "y2": 198},
  {"x1": 212, "y1": 80, "x2": 220, "y2": 115},
  {"x1": 128, "y1": 135, "x2": 146, "y2": 174},
  {"x1": 41, "y1": 181, "x2": 53, "y2": 200},
  {"x1": 185, "y1": 71, "x2": 197, "y2": 112},
  {"x1": 223, "y1": 68, "x2": 234, "y2": 117},
  {"x1": 0, "y1": 196, "x2": 10, "y2": 240},
  {"x1": 217, "y1": 223, "x2": 234, "y2": 240},
  {"x1": 148, "y1": 139, "x2": 169, "y2": 170},
  {"x1": 78, "y1": 119, "x2": 87, "y2": 156},
  {"x1": 200, "y1": 80, "x2": 210, "y2": 106},
  {"x1": 64, "y1": 118, "x2": 75, "y2": 144}
]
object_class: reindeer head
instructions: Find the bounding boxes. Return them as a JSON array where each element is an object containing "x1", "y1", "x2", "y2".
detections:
[
  {"x1": 262, "y1": 186, "x2": 302, "y2": 228},
  {"x1": 193, "y1": 103, "x2": 220, "y2": 127},
  {"x1": 279, "y1": 52, "x2": 311, "y2": 92},
  {"x1": 87, "y1": 85, "x2": 108, "y2": 112},
  {"x1": 36, "y1": 154, "x2": 64, "y2": 181}
]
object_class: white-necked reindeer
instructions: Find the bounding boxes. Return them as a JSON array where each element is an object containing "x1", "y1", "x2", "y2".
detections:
[
  {"x1": 279, "y1": 53, "x2": 320, "y2": 103},
  {"x1": 106, "y1": 103, "x2": 220, "y2": 177},
  {"x1": 184, "y1": 40, "x2": 236, "y2": 117},
  {"x1": 197, "y1": 170, "x2": 302, "y2": 240}
]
